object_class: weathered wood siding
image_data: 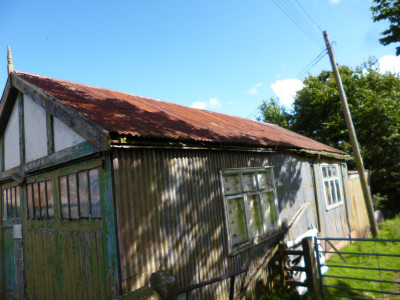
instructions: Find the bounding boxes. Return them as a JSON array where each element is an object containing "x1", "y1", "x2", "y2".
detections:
[
  {"x1": 347, "y1": 172, "x2": 370, "y2": 237},
  {"x1": 112, "y1": 148, "x2": 321, "y2": 298},
  {"x1": 24, "y1": 226, "x2": 106, "y2": 300}
]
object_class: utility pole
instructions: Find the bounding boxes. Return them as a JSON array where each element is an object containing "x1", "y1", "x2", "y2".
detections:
[{"x1": 323, "y1": 31, "x2": 379, "y2": 237}]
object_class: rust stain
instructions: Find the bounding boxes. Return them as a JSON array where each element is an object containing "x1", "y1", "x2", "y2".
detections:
[{"x1": 15, "y1": 71, "x2": 345, "y2": 155}]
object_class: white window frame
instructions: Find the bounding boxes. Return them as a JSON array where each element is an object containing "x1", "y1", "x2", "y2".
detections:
[
  {"x1": 320, "y1": 164, "x2": 344, "y2": 210},
  {"x1": 220, "y1": 167, "x2": 280, "y2": 255}
]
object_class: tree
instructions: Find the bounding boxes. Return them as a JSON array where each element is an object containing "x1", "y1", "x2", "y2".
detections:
[
  {"x1": 259, "y1": 59, "x2": 400, "y2": 215},
  {"x1": 257, "y1": 97, "x2": 291, "y2": 129},
  {"x1": 371, "y1": 0, "x2": 400, "y2": 55}
]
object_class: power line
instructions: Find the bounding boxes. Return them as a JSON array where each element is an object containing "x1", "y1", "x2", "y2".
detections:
[
  {"x1": 281, "y1": 0, "x2": 322, "y2": 40},
  {"x1": 246, "y1": 50, "x2": 328, "y2": 120},
  {"x1": 294, "y1": 0, "x2": 323, "y2": 33},
  {"x1": 295, "y1": 49, "x2": 327, "y2": 79},
  {"x1": 271, "y1": 0, "x2": 325, "y2": 49}
]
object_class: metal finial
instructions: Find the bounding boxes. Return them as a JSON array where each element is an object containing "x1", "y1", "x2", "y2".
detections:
[{"x1": 7, "y1": 45, "x2": 14, "y2": 74}]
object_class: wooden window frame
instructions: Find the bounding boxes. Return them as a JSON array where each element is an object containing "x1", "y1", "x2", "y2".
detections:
[
  {"x1": 25, "y1": 173, "x2": 54, "y2": 221},
  {"x1": 320, "y1": 164, "x2": 344, "y2": 210},
  {"x1": 58, "y1": 167, "x2": 102, "y2": 220},
  {"x1": 220, "y1": 167, "x2": 280, "y2": 255},
  {"x1": 2, "y1": 184, "x2": 21, "y2": 220}
]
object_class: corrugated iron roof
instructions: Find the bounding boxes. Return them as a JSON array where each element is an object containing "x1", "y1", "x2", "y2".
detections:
[{"x1": 15, "y1": 71, "x2": 346, "y2": 155}]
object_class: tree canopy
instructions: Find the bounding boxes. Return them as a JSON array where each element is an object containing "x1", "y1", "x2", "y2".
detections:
[
  {"x1": 371, "y1": 0, "x2": 400, "y2": 55},
  {"x1": 259, "y1": 58, "x2": 400, "y2": 214}
]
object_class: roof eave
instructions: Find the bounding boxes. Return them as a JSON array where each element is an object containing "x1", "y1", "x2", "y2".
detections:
[{"x1": 110, "y1": 136, "x2": 351, "y2": 160}]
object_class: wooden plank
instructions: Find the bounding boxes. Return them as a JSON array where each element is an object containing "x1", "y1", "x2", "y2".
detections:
[
  {"x1": 11, "y1": 73, "x2": 110, "y2": 151},
  {"x1": 302, "y1": 237, "x2": 321, "y2": 299},
  {"x1": 17, "y1": 92, "x2": 25, "y2": 165},
  {"x1": 0, "y1": 141, "x2": 99, "y2": 182},
  {"x1": 101, "y1": 154, "x2": 120, "y2": 298},
  {"x1": 46, "y1": 112, "x2": 55, "y2": 154}
]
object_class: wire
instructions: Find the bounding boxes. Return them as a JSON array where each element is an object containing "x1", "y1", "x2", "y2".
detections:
[
  {"x1": 294, "y1": 0, "x2": 323, "y2": 32},
  {"x1": 246, "y1": 50, "x2": 328, "y2": 120},
  {"x1": 295, "y1": 49, "x2": 328, "y2": 79},
  {"x1": 272, "y1": 0, "x2": 325, "y2": 49}
]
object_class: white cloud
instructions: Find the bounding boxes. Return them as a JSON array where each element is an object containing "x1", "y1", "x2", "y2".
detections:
[
  {"x1": 191, "y1": 97, "x2": 222, "y2": 110},
  {"x1": 330, "y1": 0, "x2": 341, "y2": 4},
  {"x1": 209, "y1": 97, "x2": 222, "y2": 109},
  {"x1": 271, "y1": 79, "x2": 304, "y2": 107},
  {"x1": 191, "y1": 101, "x2": 208, "y2": 109},
  {"x1": 244, "y1": 83, "x2": 262, "y2": 95},
  {"x1": 379, "y1": 55, "x2": 400, "y2": 74}
]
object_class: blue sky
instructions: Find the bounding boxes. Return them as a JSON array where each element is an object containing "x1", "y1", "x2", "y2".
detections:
[{"x1": 1, "y1": 0, "x2": 398, "y2": 120}]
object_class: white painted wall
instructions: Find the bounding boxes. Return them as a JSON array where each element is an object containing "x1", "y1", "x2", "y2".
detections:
[
  {"x1": 24, "y1": 95, "x2": 48, "y2": 162},
  {"x1": 54, "y1": 116, "x2": 86, "y2": 152},
  {"x1": 4, "y1": 100, "x2": 20, "y2": 170}
]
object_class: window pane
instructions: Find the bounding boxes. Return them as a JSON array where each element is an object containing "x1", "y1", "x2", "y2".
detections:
[
  {"x1": 27, "y1": 184, "x2": 34, "y2": 220},
  {"x1": 46, "y1": 181, "x2": 54, "y2": 219},
  {"x1": 257, "y1": 171, "x2": 271, "y2": 189},
  {"x1": 261, "y1": 191, "x2": 277, "y2": 232},
  {"x1": 15, "y1": 187, "x2": 21, "y2": 218},
  {"x1": 3, "y1": 189, "x2": 7, "y2": 220},
  {"x1": 227, "y1": 196, "x2": 248, "y2": 246},
  {"x1": 40, "y1": 182, "x2": 47, "y2": 219},
  {"x1": 331, "y1": 166, "x2": 337, "y2": 177},
  {"x1": 324, "y1": 181, "x2": 332, "y2": 206},
  {"x1": 247, "y1": 194, "x2": 263, "y2": 237},
  {"x1": 60, "y1": 176, "x2": 69, "y2": 218},
  {"x1": 335, "y1": 180, "x2": 341, "y2": 203},
  {"x1": 68, "y1": 174, "x2": 78, "y2": 219},
  {"x1": 223, "y1": 174, "x2": 241, "y2": 195},
  {"x1": 322, "y1": 167, "x2": 327, "y2": 178},
  {"x1": 89, "y1": 169, "x2": 101, "y2": 218},
  {"x1": 330, "y1": 181, "x2": 338, "y2": 204},
  {"x1": 78, "y1": 171, "x2": 90, "y2": 218},
  {"x1": 7, "y1": 188, "x2": 12, "y2": 218},
  {"x1": 11, "y1": 188, "x2": 16, "y2": 218},
  {"x1": 242, "y1": 173, "x2": 257, "y2": 192},
  {"x1": 33, "y1": 183, "x2": 41, "y2": 219}
]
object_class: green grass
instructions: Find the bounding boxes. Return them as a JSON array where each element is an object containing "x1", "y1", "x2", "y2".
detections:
[{"x1": 323, "y1": 215, "x2": 400, "y2": 299}]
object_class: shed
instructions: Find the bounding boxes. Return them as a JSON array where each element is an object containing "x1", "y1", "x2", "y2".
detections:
[{"x1": 0, "y1": 70, "x2": 358, "y2": 299}]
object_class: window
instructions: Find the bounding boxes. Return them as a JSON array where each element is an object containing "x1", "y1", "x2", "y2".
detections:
[
  {"x1": 321, "y1": 164, "x2": 343, "y2": 209},
  {"x1": 27, "y1": 180, "x2": 54, "y2": 220},
  {"x1": 221, "y1": 167, "x2": 278, "y2": 253},
  {"x1": 59, "y1": 168, "x2": 101, "y2": 219},
  {"x1": 2, "y1": 186, "x2": 21, "y2": 219}
]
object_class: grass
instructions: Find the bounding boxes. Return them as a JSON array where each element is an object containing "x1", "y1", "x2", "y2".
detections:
[{"x1": 323, "y1": 215, "x2": 400, "y2": 299}]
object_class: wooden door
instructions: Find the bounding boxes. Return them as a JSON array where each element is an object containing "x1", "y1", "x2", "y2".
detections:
[
  {"x1": 0, "y1": 183, "x2": 24, "y2": 300},
  {"x1": 23, "y1": 159, "x2": 108, "y2": 299}
]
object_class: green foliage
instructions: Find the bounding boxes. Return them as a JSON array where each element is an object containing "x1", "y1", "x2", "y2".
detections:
[
  {"x1": 257, "y1": 97, "x2": 292, "y2": 129},
  {"x1": 258, "y1": 58, "x2": 400, "y2": 214},
  {"x1": 371, "y1": 0, "x2": 400, "y2": 55},
  {"x1": 372, "y1": 193, "x2": 388, "y2": 211},
  {"x1": 256, "y1": 282, "x2": 302, "y2": 300}
]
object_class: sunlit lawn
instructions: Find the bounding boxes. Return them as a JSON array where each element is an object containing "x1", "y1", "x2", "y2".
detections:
[{"x1": 323, "y1": 216, "x2": 400, "y2": 299}]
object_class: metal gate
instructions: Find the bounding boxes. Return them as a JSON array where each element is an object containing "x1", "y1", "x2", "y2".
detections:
[{"x1": 315, "y1": 237, "x2": 400, "y2": 299}]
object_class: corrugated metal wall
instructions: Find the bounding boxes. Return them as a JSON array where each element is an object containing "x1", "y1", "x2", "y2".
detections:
[{"x1": 112, "y1": 148, "x2": 320, "y2": 298}]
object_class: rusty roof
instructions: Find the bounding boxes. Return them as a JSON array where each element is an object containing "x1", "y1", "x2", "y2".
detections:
[{"x1": 15, "y1": 71, "x2": 346, "y2": 156}]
